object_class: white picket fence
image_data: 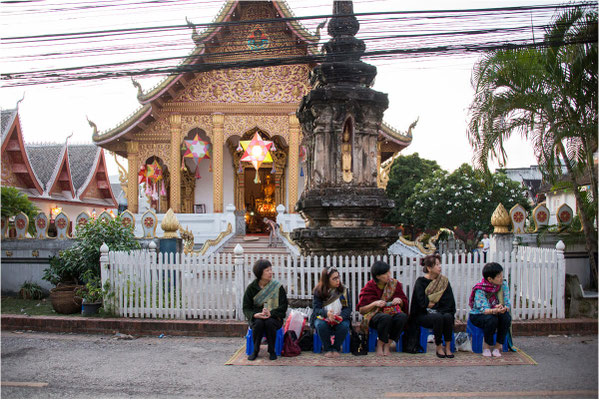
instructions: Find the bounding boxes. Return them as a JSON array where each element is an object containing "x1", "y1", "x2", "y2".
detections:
[{"x1": 99, "y1": 241, "x2": 566, "y2": 321}]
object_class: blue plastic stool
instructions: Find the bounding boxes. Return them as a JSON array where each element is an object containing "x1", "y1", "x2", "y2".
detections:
[
  {"x1": 418, "y1": 326, "x2": 456, "y2": 353},
  {"x1": 466, "y1": 318, "x2": 509, "y2": 353},
  {"x1": 313, "y1": 330, "x2": 351, "y2": 353},
  {"x1": 368, "y1": 328, "x2": 403, "y2": 352},
  {"x1": 245, "y1": 327, "x2": 284, "y2": 356}
]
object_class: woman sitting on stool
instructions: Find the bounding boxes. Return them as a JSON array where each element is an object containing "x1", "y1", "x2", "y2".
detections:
[
  {"x1": 468, "y1": 262, "x2": 512, "y2": 357},
  {"x1": 357, "y1": 261, "x2": 408, "y2": 356},
  {"x1": 242, "y1": 259, "x2": 288, "y2": 361},
  {"x1": 310, "y1": 267, "x2": 352, "y2": 357},
  {"x1": 410, "y1": 254, "x2": 456, "y2": 358}
]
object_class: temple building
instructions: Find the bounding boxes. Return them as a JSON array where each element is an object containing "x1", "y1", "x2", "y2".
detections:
[
  {"x1": 1, "y1": 106, "x2": 117, "y2": 230},
  {"x1": 91, "y1": 0, "x2": 412, "y2": 233}
]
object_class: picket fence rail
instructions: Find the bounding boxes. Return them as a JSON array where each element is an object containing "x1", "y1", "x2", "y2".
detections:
[{"x1": 99, "y1": 241, "x2": 566, "y2": 322}]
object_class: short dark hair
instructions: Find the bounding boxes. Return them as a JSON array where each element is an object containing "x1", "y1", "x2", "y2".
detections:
[
  {"x1": 420, "y1": 254, "x2": 441, "y2": 273},
  {"x1": 482, "y1": 262, "x2": 503, "y2": 280},
  {"x1": 371, "y1": 261, "x2": 390, "y2": 282},
  {"x1": 253, "y1": 259, "x2": 272, "y2": 280}
]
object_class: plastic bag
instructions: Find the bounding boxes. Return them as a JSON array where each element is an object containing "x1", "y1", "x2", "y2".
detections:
[
  {"x1": 455, "y1": 332, "x2": 473, "y2": 352},
  {"x1": 284, "y1": 309, "x2": 306, "y2": 338}
]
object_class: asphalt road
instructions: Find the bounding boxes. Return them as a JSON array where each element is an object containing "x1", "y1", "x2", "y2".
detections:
[{"x1": 1, "y1": 331, "x2": 597, "y2": 399}]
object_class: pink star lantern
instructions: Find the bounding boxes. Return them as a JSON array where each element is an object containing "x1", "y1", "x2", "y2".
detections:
[
  {"x1": 182, "y1": 134, "x2": 211, "y2": 178},
  {"x1": 239, "y1": 132, "x2": 273, "y2": 183}
]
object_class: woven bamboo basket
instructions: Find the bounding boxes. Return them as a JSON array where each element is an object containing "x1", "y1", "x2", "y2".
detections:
[{"x1": 50, "y1": 284, "x2": 83, "y2": 314}]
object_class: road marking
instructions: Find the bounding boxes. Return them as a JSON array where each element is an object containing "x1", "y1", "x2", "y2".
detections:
[
  {"x1": 2, "y1": 381, "x2": 48, "y2": 388},
  {"x1": 384, "y1": 390, "x2": 598, "y2": 398}
]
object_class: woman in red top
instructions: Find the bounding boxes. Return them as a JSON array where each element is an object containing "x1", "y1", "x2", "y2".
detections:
[{"x1": 357, "y1": 261, "x2": 409, "y2": 356}]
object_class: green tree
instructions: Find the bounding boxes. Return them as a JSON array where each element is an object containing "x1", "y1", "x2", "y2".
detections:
[
  {"x1": 384, "y1": 153, "x2": 443, "y2": 238},
  {"x1": 405, "y1": 164, "x2": 530, "y2": 250},
  {"x1": 467, "y1": 5, "x2": 598, "y2": 285},
  {"x1": 1, "y1": 186, "x2": 38, "y2": 235},
  {"x1": 43, "y1": 216, "x2": 140, "y2": 285}
]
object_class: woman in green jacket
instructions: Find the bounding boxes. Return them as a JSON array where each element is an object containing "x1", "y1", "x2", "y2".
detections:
[{"x1": 242, "y1": 259, "x2": 288, "y2": 360}]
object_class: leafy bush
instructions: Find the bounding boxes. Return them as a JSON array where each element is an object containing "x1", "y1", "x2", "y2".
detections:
[
  {"x1": 76, "y1": 270, "x2": 103, "y2": 303},
  {"x1": 19, "y1": 281, "x2": 45, "y2": 300},
  {"x1": 1, "y1": 186, "x2": 38, "y2": 235},
  {"x1": 43, "y1": 215, "x2": 140, "y2": 285}
]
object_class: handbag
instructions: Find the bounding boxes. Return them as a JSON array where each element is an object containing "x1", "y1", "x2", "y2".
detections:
[
  {"x1": 281, "y1": 330, "x2": 301, "y2": 357},
  {"x1": 402, "y1": 322, "x2": 425, "y2": 354},
  {"x1": 382, "y1": 305, "x2": 402, "y2": 315},
  {"x1": 350, "y1": 326, "x2": 368, "y2": 356},
  {"x1": 297, "y1": 330, "x2": 313, "y2": 351}
]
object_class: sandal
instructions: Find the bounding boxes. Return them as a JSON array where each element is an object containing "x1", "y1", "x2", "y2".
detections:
[
  {"x1": 482, "y1": 349, "x2": 492, "y2": 357},
  {"x1": 492, "y1": 349, "x2": 502, "y2": 357}
]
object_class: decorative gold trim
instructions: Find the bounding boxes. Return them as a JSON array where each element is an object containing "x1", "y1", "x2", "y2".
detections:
[
  {"x1": 162, "y1": 103, "x2": 300, "y2": 114},
  {"x1": 198, "y1": 223, "x2": 232, "y2": 255}
]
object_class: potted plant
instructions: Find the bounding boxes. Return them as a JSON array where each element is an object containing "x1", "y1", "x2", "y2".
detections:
[
  {"x1": 43, "y1": 255, "x2": 83, "y2": 314},
  {"x1": 76, "y1": 270, "x2": 103, "y2": 316},
  {"x1": 43, "y1": 215, "x2": 140, "y2": 314},
  {"x1": 19, "y1": 281, "x2": 44, "y2": 300}
]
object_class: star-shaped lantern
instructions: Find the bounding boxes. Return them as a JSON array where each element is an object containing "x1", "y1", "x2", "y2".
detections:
[
  {"x1": 145, "y1": 160, "x2": 163, "y2": 182},
  {"x1": 239, "y1": 132, "x2": 273, "y2": 183},
  {"x1": 182, "y1": 134, "x2": 211, "y2": 179}
]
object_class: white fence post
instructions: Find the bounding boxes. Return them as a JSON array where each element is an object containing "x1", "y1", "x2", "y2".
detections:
[
  {"x1": 149, "y1": 240, "x2": 157, "y2": 261},
  {"x1": 100, "y1": 242, "x2": 110, "y2": 307},
  {"x1": 234, "y1": 244, "x2": 245, "y2": 321},
  {"x1": 556, "y1": 240, "x2": 566, "y2": 318}
]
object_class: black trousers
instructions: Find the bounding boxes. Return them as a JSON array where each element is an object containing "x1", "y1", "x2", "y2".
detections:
[
  {"x1": 414, "y1": 312, "x2": 454, "y2": 346},
  {"x1": 251, "y1": 317, "x2": 282, "y2": 355},
  {"x1": 470, "y1": 312, "x2": 511, "y2": 346},
  {"x1": 369, "y1": 312, "x2": 408, "y2": 343}
]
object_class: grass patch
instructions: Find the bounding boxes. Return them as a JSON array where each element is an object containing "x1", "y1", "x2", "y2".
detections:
[
  {"x1": 1, "y1": 296, "x2": 57, "y2": 316},
  {"x1": 1, "y1": 296, "x2": 119, "y2": 318}
]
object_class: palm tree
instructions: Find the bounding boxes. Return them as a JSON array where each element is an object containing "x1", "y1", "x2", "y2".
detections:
[{"x1": 468, "y1": 5, "x2": 598, "y2": 287}]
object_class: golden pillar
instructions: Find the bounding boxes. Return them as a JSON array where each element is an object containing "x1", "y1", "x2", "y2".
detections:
[
  {"x1": 126, "y1": 141, "x2": 139, "y2": 213},
  {"x1": 288, "y1": 114, "x2": 300, "y2": 213},
  {"x1": 212, "y1": 113, "x2": 224, "y2": 213},
  {"x1": 169, "y1": 114, "x2": 182, "y2": 213}
]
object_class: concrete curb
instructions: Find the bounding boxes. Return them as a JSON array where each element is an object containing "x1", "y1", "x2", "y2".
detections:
[{"x1": 1, "y1": 315, "x2": 596, "y2": 337}]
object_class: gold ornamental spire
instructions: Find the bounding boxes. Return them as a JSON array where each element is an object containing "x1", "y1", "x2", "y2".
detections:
[
  {"x1": 491, "y1": 203, "x2": 511, "y2": 234},
  {"x1": 161, "y1": 208, "x2": 180, "y2": 238}
]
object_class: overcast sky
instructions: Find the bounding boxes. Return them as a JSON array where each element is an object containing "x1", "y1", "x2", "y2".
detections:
[{"x1": 2, "y1": 0, "x2": 568, "y2": 177}]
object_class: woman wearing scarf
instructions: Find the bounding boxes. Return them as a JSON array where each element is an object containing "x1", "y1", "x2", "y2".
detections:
[
  {"x1": 410, "y1": 254, "x2": 456, "y2": 358},
  {"x1": 310, "y1": 267, "x2": 352, "y2": 357},
  {"x1": 468, "y1": 262, "x2": 512, "y2": 357},
  {"x1": 242, "y1": 259, "x2": 288, "y2": 361},
  {"x1": 357, "y1": 261, "x2": 408, "y2": 356}
]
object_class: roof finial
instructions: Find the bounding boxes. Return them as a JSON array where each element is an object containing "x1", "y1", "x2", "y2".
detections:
[
  {"x1": 16, "y1": 93, "x2": 25, "y2": 109},
  {"x1": 131, "y1": 77, "x2": 143, "y2": 100},
  {"x1": 406, "y1": 117, "x2": 419, "y2": 138},
  {"x1": 65, "y1": 132, "x2": 73, "y2": 145},
  {"x1": 185, "y1": 17, "x2": 201, "y2": 46},
  {"x1": 87, "y1": 116, "x2": 98, "y2": 136}
]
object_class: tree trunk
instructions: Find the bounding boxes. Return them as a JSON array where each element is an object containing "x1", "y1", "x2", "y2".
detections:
[{"x1": 558, "y1": 144, "x2": 598, "y2": 289}]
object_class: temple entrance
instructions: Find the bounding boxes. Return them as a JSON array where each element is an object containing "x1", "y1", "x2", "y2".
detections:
[{"x1": 244, "y1": 168, "x2": 276, "y2": 233}]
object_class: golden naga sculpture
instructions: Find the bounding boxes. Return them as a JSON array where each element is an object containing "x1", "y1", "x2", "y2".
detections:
[
  {"x1": 161, "y1": 208, "x2": 180, "y2": 238},
  {"x1": 86, "y1": 116, "x2": 98, "y2": 136},
  {"x1": 179, "y1": 225, "x2": 195, "y2": 254},
  {"x1": 110, "y1": 151, "x2": 128, "y2": 198},
  {"x1": 491, "y1": 203, "x2": 511, "y2": 234}
]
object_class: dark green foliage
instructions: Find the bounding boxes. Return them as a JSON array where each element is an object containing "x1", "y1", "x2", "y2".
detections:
[
  {"x1": 384, "y1": 153, "x2": 442, "y2": 235},
  {"x1": 19, "y1": 281, "x2": 45, "y2": 300},
  {"x1": 43, "y1": 216, "x2": 140, "y2": 285},
  {"x1": 76, "y1": 270, "x2": 103, "y2": 303},
  {"x1": 1, "y1": 186, "x2": 38, "y2": 235}
]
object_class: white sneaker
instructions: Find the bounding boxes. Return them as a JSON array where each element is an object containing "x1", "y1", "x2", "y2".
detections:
[
  {"x1": 482, "y1": 349, "x2": 492, "y2": 357},
  {"x1": 492, "y1": 349, "x2": 502, "y2": 357}
]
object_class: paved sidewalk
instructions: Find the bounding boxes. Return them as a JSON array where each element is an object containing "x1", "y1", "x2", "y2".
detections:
[
  {"x1": 1, "y1": 314, "x2": 596, "y2": 337},
  {"x1": 1, "y1": 332, "x2": 597, "y2": 398}
]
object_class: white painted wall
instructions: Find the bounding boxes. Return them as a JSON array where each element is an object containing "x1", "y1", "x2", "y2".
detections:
[
  {"x1": 223, "y1": 148, "x2": 235, "y2": 210},
  {"x1": 192, "y1": 156, "x2": 214, "y2": 213}
]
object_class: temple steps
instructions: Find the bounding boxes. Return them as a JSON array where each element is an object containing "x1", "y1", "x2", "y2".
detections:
[{"x1": 218, "y1": 235, "x2": 291, "y2": 256}]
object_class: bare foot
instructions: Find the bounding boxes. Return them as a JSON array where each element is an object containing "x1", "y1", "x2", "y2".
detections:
[
  {"x1": 382, "y1": 342, "x2": 391, "y2": 356},
  {"x1": 324, "y1": 351, "x2": 333, "y2": 358},
  {"x1": 376, "y1": 341, "x2": 384, "y2": 356}
]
